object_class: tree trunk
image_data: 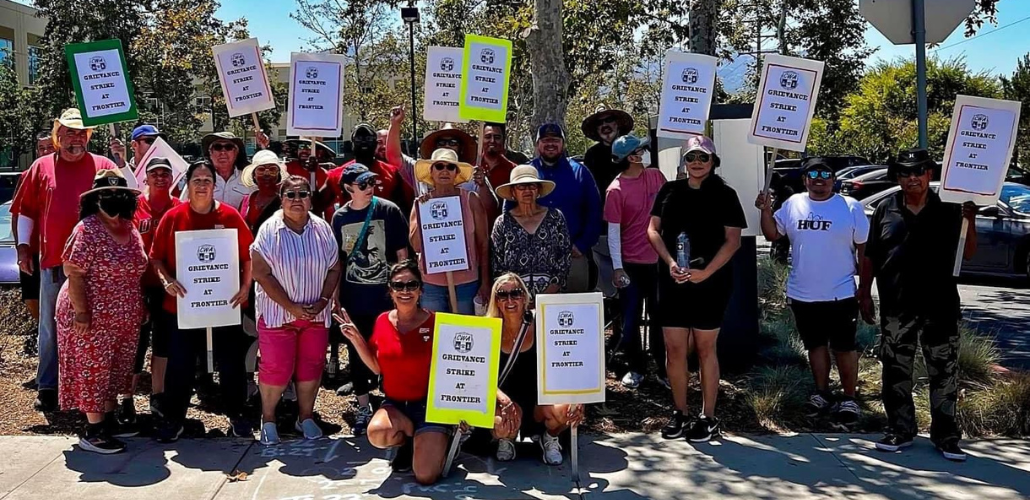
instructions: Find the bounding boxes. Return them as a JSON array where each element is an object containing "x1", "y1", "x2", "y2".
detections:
[
  {"x1": 526, "y1": 0, "x2": 571, "y2": 133},
  {"x1": 688, "y1": 0, "x2": 722, "y2": 56}
]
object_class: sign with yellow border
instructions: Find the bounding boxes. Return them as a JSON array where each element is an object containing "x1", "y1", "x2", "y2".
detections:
[
  {"x1": 536, "y1": 293, "x2": 606, "y2": 405},
  {"x1": 426, "y1": 313, "x2": 502, "y2": 428},
  {"x1": 457, "y1": 34, "x2": 512, "y2": 123}
]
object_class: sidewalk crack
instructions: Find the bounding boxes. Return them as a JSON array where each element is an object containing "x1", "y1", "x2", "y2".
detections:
[
  {"x1": 809, "y1": 433, "x2": 864, "y2": 483},
  {"x1": 208, "y1": 439, "x2": 256, "y2": 500}
]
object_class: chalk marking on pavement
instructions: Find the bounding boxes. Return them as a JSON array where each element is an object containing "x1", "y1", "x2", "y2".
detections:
[{"x1": 323, "y1": 438, "x2": 342, "y2": 464}]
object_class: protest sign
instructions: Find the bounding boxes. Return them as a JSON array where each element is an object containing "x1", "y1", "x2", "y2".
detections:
[
  {"x1": 65, "y1": 39, "x2": 138, "y2": 127},
  {"x1": 287, "y1": 52, "x2": 346, "y2": 137},
  {"x1": 133, "y1": 137, "x2": 188, "y2": 188},
  {"x1": 417, "y1": 196, "x2": 470, "y2": 274},
  {"x1": 536, "y1": 292, "x2": 606, "y2": 405},
  {"x1": 748, "y1": 54, "x2": 824, "y2": 151},
  {"x1": 458, "y1": 35, "x2": 512, "y2": 123},
  {"x1": 940, "y1": 95, "x2": 1021, "y2": 206},
  {"x1": 426, "y1": 313, "x2": 502, "y2": 428},
  {"x1": 212, "y1": 38, "x2": 275, "y2": 117},
  {"x1": 424, "y1": 47, "x2": 466, "y2": 123},
  {"x1": 175, "y1": 229, "x2": 241, "y2": 330},
  {"x1": 657, "y1": 51, "x2": 718, "y2": 139}
]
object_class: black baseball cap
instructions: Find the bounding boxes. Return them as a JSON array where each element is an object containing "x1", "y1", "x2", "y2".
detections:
[
  {"x1": 536, "y1": 123, "x2": 565, "y2": 142},
  {"x1": 800, "y1": 157, "x2": 833, "y2": 173}
]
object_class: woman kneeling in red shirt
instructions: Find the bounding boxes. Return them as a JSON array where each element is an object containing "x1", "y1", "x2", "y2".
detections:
[{"x1": 337, "y1": 260, "x2": 449, "y2": 485}]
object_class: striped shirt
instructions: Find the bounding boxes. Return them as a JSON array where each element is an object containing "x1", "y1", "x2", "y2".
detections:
[{"x1": 251, "y1": 210, "x2": 339, "y2": 328}]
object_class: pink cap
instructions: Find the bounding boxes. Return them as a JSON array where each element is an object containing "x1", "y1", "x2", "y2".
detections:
[{"x1": 683, "y1": 135, "x2": 716, "y2": 155}]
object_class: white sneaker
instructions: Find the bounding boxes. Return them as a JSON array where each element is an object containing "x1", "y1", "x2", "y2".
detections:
[
  {"x1": 539, "y1": 433, "x2": 563, "y2": 465},
  {"x1": 496, "y1": 438, "x2": 516, "y2": 462},
  {"x1": 295, "y1": 418, "x2": 323, "y2": 440},
  {"x1": 621, "y1": 371, "x2": 644, "y2": 388},
  {"x1": 260, "y1": 421, "x2": 280, "y2": 445}
]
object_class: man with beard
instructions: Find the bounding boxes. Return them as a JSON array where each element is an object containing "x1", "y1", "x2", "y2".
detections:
[
  {"x1": 581, "y1": 108, "x2": 634, "y2": 206},
  {"x1": 12, "y1": 108, "x2": 118, "y2": 411},
  {"x1": 283, "y1": 139, "x2": 335, "y2": 192},
  {"x1": 466, "y1": 122, "x2": 513, "y2": 226},
  {"x1": 323, "y1": 124, "x2": 414, "y2": 218}
]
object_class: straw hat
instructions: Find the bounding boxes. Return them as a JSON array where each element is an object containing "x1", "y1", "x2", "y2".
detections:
[
  {"x1": 581, "y1": 107, "x2": 633, "y2": 142},
  {"x1": 80, "y1": 169, "x2": 142, "y2": 197},
  {"x1": 241, "y1": 150, "x2": 289, "y2": 187},
  {"x1": 495, "y1": 165, "x2": 556, "y2": 201},
  {"x1": 420, "y1": 123, "x2": 477, "y2": 164},
  {"x1": 415, "y1": 148, "x2": 473, "y2": 186},
  {"x1": 51, "y1": 108, "x2": 95, "y2": 148}
]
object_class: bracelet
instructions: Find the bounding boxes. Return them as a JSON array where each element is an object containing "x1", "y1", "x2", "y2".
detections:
[{"x1": 319, "y1": 296, "x2": 331, "y2": 303}]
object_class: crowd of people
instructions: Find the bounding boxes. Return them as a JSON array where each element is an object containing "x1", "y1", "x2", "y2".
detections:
[{"x1": 9, "y1": 104, "x2": 978, "y2": 482}]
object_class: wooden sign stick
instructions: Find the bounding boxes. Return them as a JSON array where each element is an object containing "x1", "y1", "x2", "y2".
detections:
[
  {"x1": 446, "y1": 271, "x2": 459, "y2": 313},
  {"x1": 762, "y1": 147, "x2": 779, "y2": 196},
  {"x1": 206, "y1": 326, "x2": 215, "y2": 373},
  {"x1": 952, "y1": 218, "x2": 969, "y2": 277}
]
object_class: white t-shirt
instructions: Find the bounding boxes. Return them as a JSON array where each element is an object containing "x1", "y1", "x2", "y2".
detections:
[{"x1": 774, "y1": 193, "x2": 870, "y2": 302}]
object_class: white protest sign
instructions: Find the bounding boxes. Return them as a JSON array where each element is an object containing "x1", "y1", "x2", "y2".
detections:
[
  {"x1": 747, "y1": 54, "x2": 825, "y2": 152},
  {"x1": 133, "y1": 137, "x2": 189, "y2": 188},
  {"x1": 939, "y1": 95, "x2": 1022, "y2": 206},
  {"x1": 424, "y1": 47, "x2": 466, "y2": 123},
  {"x1": 175, "y1": 229, "x2": 241, "y2": 329},
  {"x1": 418, "y1": 196, "x2": 470, "y2": 274},
  {"x1": 657, "y1": 50, "x2": 718, "y2": 139},
  {"x1": 536, "y1": 293, "x2": 606, "y2": 405},
  {"x1": 287, "y1": 52, "x2": 346, "y2": 137},
  {"x1": 426, "y1": 313, "x2": 501, "y2": 428},
  {"x1": 212, "y1": 38, "x2": 276, "y2": 117}
]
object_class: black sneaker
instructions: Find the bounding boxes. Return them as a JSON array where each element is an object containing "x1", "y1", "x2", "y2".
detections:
[
  {"x1": 686, "y1": 415, "x2": 721, "y2": 442},
  {"x1": 149, "y1": 393, "x2": 165, "y2": 418},
  {"x1": 391, "y1": 439, "x2": 414, "y2": 472},
  {"x1": 106, "y1": 412, "x2": 140, "y2": 438},
  {"x1": 117, "y1": 397, "x2": 138, "y2": 426},
  {"x1": 229, "y1": 417, "x2": 255, "y2": 438},
  {"x1": 805, "y1": 393, "x2": 832, "y2": 417},
  {"x1": 936, "y1": 440, "x2": 967, "y2": 462},
  {"x1": 875, "y1": 433, "x2": 914, "y2": 452},
  {"x1": 78, "y1": 423, "x2": 126, "y2": 454},
  {"x1": 21, "y1": 376, "x2": 38, "y2": 390},
  {"x1": 33, "y1": 389, "x2": 58, "y2": 412},
  {"x1": 661, "y1": 410, "x2": 688, "y2": 439},
  {"x1": 831, "y1": 398, "x2": 861, "y2": 430},
  {"x1": 155, "y1": 422, "x2": 184, "y2": 443}
]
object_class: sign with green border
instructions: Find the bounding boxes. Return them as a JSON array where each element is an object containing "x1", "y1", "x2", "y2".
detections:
[
  {"x1": 426, "y1": 313, "x2": 501, "y2": 428},
  {"x1": 457, "y1": 34, "x2": 512, "y2": 123},
  {"x1": 65, "y1": 39, "x2": 138, "y2": 127}
]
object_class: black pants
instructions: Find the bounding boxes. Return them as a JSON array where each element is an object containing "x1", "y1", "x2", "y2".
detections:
[
  {"x1": 617, "y1": 262, "x2": 665, "y2": 377},
  {"x1": 163, "y1": 309, "x2": 249, "y2": 425},
  {"x1": 343, "y1": 313, "x2": 380, "y2": 397}
]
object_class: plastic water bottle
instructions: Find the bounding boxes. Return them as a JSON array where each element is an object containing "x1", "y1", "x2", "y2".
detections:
[{"x1": 676, "y1": 232, "x2": 691, "y2": 269}]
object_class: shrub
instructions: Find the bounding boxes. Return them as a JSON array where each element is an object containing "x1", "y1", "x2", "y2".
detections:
[
  {"x1": 744, "y1": 366, "x2": 811, "y2": 426},
  {"x1": 959, "y1": 372, "x2": 1030, "y2": 437}
]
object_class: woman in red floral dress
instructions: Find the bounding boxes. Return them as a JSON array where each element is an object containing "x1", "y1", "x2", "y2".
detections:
[{"x1": 57, "y1": 170, "x2": 147, "y2": 454}]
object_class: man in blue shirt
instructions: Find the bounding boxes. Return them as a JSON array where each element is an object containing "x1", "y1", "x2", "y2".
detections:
[{"x1": 505, "y1": 123, "x2": 601, "y2": 292}]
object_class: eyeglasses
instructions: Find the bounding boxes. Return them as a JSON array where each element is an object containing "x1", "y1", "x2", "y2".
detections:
[
  {"x1": 139, "y1": 137, "x2": 156, "y2": 145},
  {"x1": 513, "y1": 184, "x2": 539, "y2": 191},
  {"x1": 495, "y1": 288, "x2": 525, "y2": 301},
  {"x1": 896, "y1": 166, "x2": 929, "y2": 178},
  {"x1": 98, "y1": 191, "x2": 134, "y2": 201},
  {"x1": 433, "y1": 162, "x2": 458, "y2": 172},
  {"x1": 389, "y1": 279, "x2": 422, "y2": 292},
  {"x1": 210, "y1": 143, "x2": 237, "y2": 152},
  {"x1": 436, "y1": 138, "x2": 461, "y2": 148},
  {"x1": 255, "y1": 166, "x2": 280, "y2": 176},
  {"x1": 284, "y1": 190, "x2": 311, "y2": 200},
  {"x1": 806, "y1": 170, "x2": 833, "y2": 180},
  {"x1": 683, "y1": 152, "x2": 710, "y2": 164}
]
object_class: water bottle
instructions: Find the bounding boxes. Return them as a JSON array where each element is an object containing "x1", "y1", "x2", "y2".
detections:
[{"x1": 676, "y1": 232, "x2": 691, "y2": 269}]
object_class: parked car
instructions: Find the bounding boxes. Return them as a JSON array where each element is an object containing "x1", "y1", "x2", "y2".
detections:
[
  {"x1": 834, "y1": 165, "x2": 885, "y2": 192},
  {"x1": 861, "y1": 182, "x2": 1030, "y2": 279},
  {"x1": 0, "y1": 201, "x2": 20, "y2": 284},
  {"x1": 838, "y1": 168, "x2": 892, "y2": 200}
]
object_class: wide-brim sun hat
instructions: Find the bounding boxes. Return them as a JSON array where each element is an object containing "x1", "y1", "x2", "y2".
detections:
[
  {"x1": 51, "y1": 108, "x2": 95, "y2": 148},
  {"x1": 202, "y1": 131, "x2": 249, "y2": 169},
  {"x1": 284, "y1": 138, "x2": 337, "y2": 158},
  {"x1": 420, "y1": 123, "x2": 477, "y2": 164},
  {"x1": 241, "y1": 150, "x2": 289, "y2": 188},
  {"x1": 495, "y1": 165, "x2": 556, "y2": 201},
  {"x1": 415, "y1": 148, "x2": 474, "y2": 186},
  {"x1": 581, "y1": 108, "x2": 634, "y2": 143},
  {"x1": 80, "y1": 169, "x2": 142, "y2": 197}
]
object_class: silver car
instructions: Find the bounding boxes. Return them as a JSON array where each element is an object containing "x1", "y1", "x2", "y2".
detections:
[{"x1": 0, "y1": 201, "x2": 21, "y2": 284}]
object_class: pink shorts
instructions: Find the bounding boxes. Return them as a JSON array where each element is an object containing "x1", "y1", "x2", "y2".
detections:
[{"x1": 257, "y1": 318, "x2": 329, "y2": 386}]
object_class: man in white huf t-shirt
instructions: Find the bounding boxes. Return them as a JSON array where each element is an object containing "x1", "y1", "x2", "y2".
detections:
[{"x1": 755, "y1": 157, "x2": 870, "y2": 428}]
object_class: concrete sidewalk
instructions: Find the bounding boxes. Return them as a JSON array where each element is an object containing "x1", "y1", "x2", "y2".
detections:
[{"x1": 0, "y1": 433, "x2": 1027, "y2": 500}]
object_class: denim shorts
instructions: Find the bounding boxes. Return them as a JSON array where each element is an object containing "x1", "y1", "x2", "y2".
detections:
[{"x1": 382, "y1": 398, "x2": 450, "y2": 436}]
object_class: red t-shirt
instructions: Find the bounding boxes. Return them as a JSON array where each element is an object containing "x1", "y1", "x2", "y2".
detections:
[
  {"x1": 133, "y1": 194, "x2": 182, "y2": 287},
  {"x1": 285, "y1": 159, "x2": 330, "y2": 191},
  {"x1": 484, "y1": 155, "x2": 517, "y2": 192},
  {"x1": 325, "y1": 159, "x2": 414, "y2": 218},
  {"x1": 13, "y1": 169, "x2": 39, "y2": 253},
  {"x1": 149, "y1": 201, "x2": 254, "y2": 313},
  {"x1": 369, "y1": 311, "x2": 435, "y2": 402},
  {"x1": 11, "y1": 153, "x2": 115, "y2": 269}
]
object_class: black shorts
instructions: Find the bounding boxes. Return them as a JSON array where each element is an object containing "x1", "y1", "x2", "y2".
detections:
[
  {"x1": 657, "y1": 264, "x2": 733, "y2": 331},
  {"x1": 382, "y1": 398, "x2": 449, "y2": 436},
  {"x1": 789, "y1": 297, "x2": 858, "y2": 352},
  {"x1": 18, "y1": 256, "x2": 40, "y2": 302},
  {"x1": 134, "y1": 287, "x2": 173, "y2": 373}
]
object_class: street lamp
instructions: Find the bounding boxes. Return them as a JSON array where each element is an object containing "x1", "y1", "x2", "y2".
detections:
[{"x1": 401, "y1": 5, "x2": 420, "y2": 155}]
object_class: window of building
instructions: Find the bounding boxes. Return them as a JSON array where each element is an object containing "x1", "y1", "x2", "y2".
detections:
[
  {"x1": 0, "y1": 38, "x2": 13, "y2": 68},
  {"x1": 28, "y1": 46, "x2": 40, "y2": 85}
]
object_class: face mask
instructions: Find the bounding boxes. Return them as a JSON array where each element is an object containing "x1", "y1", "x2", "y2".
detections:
[
  {"x1": 99, "y1": 195, "x2": 138, "y2": 220},
  {"x1": 640, "y1": 151, "x2": 652, "y2": 168}
]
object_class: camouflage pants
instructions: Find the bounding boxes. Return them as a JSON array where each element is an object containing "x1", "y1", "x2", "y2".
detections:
[{"x1": 878, "y1": 314, "x2": 961, "y2": 443}]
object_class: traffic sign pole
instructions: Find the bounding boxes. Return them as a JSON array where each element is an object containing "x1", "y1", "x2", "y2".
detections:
[{"x1": 913, "y1": 0, "x2": 929, "y2": 149}]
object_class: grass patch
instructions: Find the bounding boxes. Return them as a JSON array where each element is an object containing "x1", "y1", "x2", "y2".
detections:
[
  {"x1": 959, "y1": 372, "x2": 1030, "y2": 437},
  {"x1": 743, "y1": 366, "x2": 811, "y2": 428}
]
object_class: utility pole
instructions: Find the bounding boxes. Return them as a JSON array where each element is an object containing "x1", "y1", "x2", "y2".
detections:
[{"x1": 913, "y1": 0, "x2": 929, "y2": 148}]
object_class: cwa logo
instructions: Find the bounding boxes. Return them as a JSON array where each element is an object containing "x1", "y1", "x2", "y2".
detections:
[
  {"x1": 305, "y1": 66, "x2": 319, "y2": 79},
  {"x1": 197, "y1": 244, "x2": 217, "y2": 263},
  {"x1": 971, "y1": 114, "x2": 989, "y2": 132},
  {"x1": 430, "y1": 201, "x2": 448, "y2": 220},
  {"x1": 558, "y1": 311, "x2": 575, "y2": 327},
  {"x1": 480, "y1": 49, "x2": 495, "y2": 65},
  {"x1": 779, "y1": 70, "x2": 799, "y2": 90},
  {"x1": 453, "y1": 332, "x2": 474, "y2": 353},
  {"x1": 681, "y1": 67, "x2": 699, "y2": 84},
  {"x1": 440, "y1": 57, "x2": 455, "y2": 72},
  {"x1": 231, "y1": 53, "x2": 246, "y2": 68},
  {"x1": 89, "y1": 56, "x2": 106, "y2": 72}
]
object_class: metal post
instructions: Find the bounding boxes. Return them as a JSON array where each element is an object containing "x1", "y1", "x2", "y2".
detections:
[
  {"x1": 913, "y1": 0, "x2": 928, "y2": 149},
  {"x1": 408, "y1": 20, "x2": 418, "y2": 151}
]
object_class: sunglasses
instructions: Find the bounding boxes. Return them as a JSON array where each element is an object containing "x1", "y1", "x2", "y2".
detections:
[
  {"x1": 284, "y1": 190, "x2": 311, "y2": 200},
  {"x1": 513, "y1": 183, "x2": 539, "y2": 191},
  {"x1": 806, "y1": 170, "x2": 833, "y2": 180},
  {"x1": 98, "y1": 191, "x2": 134, "y2": 201},
  {"x1": 347, "y1": 180, "x2": 374, "y2": 192},
  {"x1": 210, "y1": 143, "x2": 237, "y2": 152},
  {"x1": 139, "y1": 137, "x2": 156, "y2": 145},
  {"x1": 683, "y1": 152, "x2": 710, "y2": 164},
  {"x1": 896, "y1": 166, "x2": 929, "y2": 178},
  {"x1": 433, "y1": 162, "x2": 458, "y2": 172},
  {"x1": 495, "y1": 288, "x2": 525, "y2": 301},
  {"x1": 389, "y1": 279, "x2": 422, "y2": 292},
  {"x1": 436, "y1": 138, "x2": 461, "y2": 147}
]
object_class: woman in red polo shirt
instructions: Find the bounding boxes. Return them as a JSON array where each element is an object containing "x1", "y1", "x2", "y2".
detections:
[{"x1": 337, "y1": 259, "x2": 448, "y2": 485}]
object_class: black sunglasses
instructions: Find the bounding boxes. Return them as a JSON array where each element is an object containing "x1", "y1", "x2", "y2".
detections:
[
  {"x1": 98, "y1": 190, "x2": 134, "y2": 200},
  {"x1": 389, "y1": 279, "x2": 422, "y2": 292},
  {"x1": 806, "y1": 170, "x2": 832, "y2": 180},
  {"x1": 495, "y1": 288, "x2": 525, "y2": 301},
  {"x1": 138, "y1": 137, "x2": 156, "y2": 145},
  {"x1": 347, "y1": 180, "x2": 374, "y2": 192},
  {"x1": 433, "y1": 162, "x2": 458, "y2": 172},
  {"x1": 683, "y1": 152, "x2": 710, "y2": 164},
  {"x1": 436, "y1": 138, "x2": 461, "y2": 147},
  {"x1": 896, "y1": 165, "x2": 929, "y2": 178},
  {"x1": 210, "y1": 143, "x2": 237, "y2": 152},
  {"x1": 284, "y1": 190, "x2": 311, "y2": 200}
]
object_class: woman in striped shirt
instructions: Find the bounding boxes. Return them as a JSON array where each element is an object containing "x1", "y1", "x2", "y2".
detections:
[{"x1": 250, "y1": 175, "x2": 342, "y2": 445}]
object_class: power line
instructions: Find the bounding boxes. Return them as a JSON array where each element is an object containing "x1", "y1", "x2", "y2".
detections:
[{"x1": 932, "y1": 14, "x2": 1030, "y2": 52}]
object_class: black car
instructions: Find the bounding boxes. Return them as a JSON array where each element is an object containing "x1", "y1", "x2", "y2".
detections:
[
  {"x1": 771, "y1": 155, "x2": 870, "y2": 201},
  {"x1": 833, "y1": 165, "x2": 885, "y2": 192}
]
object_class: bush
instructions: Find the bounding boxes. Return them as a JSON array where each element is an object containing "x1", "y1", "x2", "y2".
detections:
[
  {"x1": 744, "y1": 366, "x2": 811, "y2": 426},
  {"x1": 959, "y1": 372, "x2": 1030, "y2": 437},
  {"x1": 912, "y1": 324, "x2": 1000, "y2": 385}
]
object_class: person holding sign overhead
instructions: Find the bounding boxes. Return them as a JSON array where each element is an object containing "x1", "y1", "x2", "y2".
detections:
[
  {"x1": 150, "y1": 160, "x2": 255, "y2": 442},
  {"x1": 409, "y1": 148, "x2": 490, "y2": 314},
  {"x1": 647, "y1": 135, "x2": 746, "y2": 442},
  {"x1": 109, "y1": 124, "x2": 164, "y2": 188},
  {"x1": 57, "y1": 170, "x2": 147, "y2": 454},
  {"x1": 283, "y1": 139, "x2": 334, "y2": 192},
  {"x1": 336, "y1": 260, "x2": 449, "y2": 484}
]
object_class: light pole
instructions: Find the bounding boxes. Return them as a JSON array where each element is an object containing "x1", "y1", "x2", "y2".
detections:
[{"x1": 401, "y1": 5, "x2": 420, "y2": 155}]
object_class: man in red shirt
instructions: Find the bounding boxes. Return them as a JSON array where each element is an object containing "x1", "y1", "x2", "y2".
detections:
[
  {"x1": 283, "y1": 139, "x2": 334, "y2": 192},
  {"x1": 322, "y1": 124, "x2": 414, "y2": 218},
  {"x1": 11, "y1": 108, "x2": 117, "y2": 411},
  {"x1": 469, "y1": 122, "x2": 514, "y2": 225}
]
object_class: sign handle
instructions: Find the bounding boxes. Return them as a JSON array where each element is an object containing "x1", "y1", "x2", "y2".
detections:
[
  {"x1": 441, "y1": 426, "x2": 465, "y2": 477},
  {"x1": 250, "y1": 113, "x2": 262, "y2": 136},
  {"x1": 762, "y1": 147, "x2": 779, "y2": 196},
  {"x1": 570, "y1": 404, "x2": 580, "y2": 483},
  {"x1": 309, "y1": 136, "x2": 318, "y2": 189},
  {"x1": 206, "y1": 326, "x2": 215, "y2": 373},
  {"x1": 446, "y1": 271, "x2": 459, "y2": 313},
  {"x1": 952, "y1": 218, "x2": 969, "y2": 277}
]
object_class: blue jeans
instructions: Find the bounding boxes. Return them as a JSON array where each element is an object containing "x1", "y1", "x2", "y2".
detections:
[
  {"x1": 422, "y1": 281, "x2": 478, "y2": 315},
  {"x1": 37, "y1": 267, "x2": 66, "y2": 390}
]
